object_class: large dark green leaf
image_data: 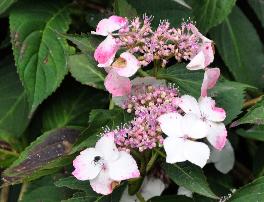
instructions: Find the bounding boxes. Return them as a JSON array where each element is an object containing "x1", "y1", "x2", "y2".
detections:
[
  {"x1": 163, "y1": 163, "x2": 218, "y2": 199},
  {"x1": 128, "y1": 0, "x2": 192, "y2": 27},
  {"x1": 237, "y1": 125, "x2": 264, "y2": 141},
  {"x1": 156, "y1": 64, "x2": 203, "y2": 98},
  {"x1": 114, "y1": 0, "x2": 137, "y2": 19},
  {"x1": 0, "y1": 57, "x2": 29, "y2": 137},
  {"x1": 229, "y1": 177, "x2": 264, "y2": 201},
  {"x1": 188, "y1": 0, "x2": 236, "y2": 33},
  {"x1": 210, "y1": 6, "x2": 264, "y2": 88},
  {"x1": 3, "y1": 127, "x2": 80, "y2": 184},
  {"x1": 69, "y1": 54, "x2": 105, "y2": 89},
  {"x1": 10, "y1": 0, "x2": 71, "y2": 113},
  {"x1": 236, "y1": 98, "x2": 264, "y2": 125},
  {"x1": 41, "y1": 83, "x2": 107, "y2": 132},
  {"x1": 248, "y1": 0, "x2": 264, "y2": 27},
  {"x1": 149, "y1": 195, "x2": 194, "y2": 202},
  {"x1": 0, "y1": 0, "x2": 17, "y2": 15}
]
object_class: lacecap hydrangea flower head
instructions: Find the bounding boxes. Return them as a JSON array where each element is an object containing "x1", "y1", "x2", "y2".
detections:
[{"x1": 72, "y1": 14, "x2": 234, "y2": 198}]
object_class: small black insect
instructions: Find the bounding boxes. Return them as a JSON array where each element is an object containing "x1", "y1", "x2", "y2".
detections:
[{"x1": 92, "y1": 156, "x2": 103, "y2": 166}]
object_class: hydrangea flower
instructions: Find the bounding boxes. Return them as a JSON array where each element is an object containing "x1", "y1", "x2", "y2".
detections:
[
  {"x1": 120, "y1": 177, "x2": 165, "y2": 202},
  {"x1": 208, "y1": 140, "x2": 235, "y2": 174},
  {"x1": 158, "y1": 112, "x2": 210, "y2": 168},
  {"x1": 201, "y1": 68, "x2": 220, "y2": 97},
  {"x1": 72, "y1": 133, "x2": 140, "y2": 195},
  {"x1": 177, "y1": 95, "x2": 227, "y2": 150}
]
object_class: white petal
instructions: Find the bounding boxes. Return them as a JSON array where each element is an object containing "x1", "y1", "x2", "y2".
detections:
[
  {"x1": 199, "y1": 96, "x2": 226, "y2": 122},
  {"x1": 209, "y1": 141, "x2": 235, "y2": 174},
  {"x1": 177, "y1": 186, "x2": 193, "y2": 198},
  {"x1": 158, "y1": 112, "x2": 184, "y2": 137},
  {"x1": 95, "y1": 133, "x2": 119, "y2": 162},
  {"x1": 206, "y1": 122, "x2": 227, "y2": 150},
  {"x1": 184, "y1": 140, "x2": 210, "y2": 168},
  {"x1": 186, "y1": 51, "x2": 205, "y2": 70},
  {"x1": 177, "y1": 95, "x2": 201, "y2": 117},
  {"x1": 182, "y1": 114, "x2": 208, "y2": 139},
  {"x1": 109, "y1": 151, "x2": 140, "y2": 181},
  {"x1": 72, "y1": 148, "x2": 102, "y2": 180},
  {"x1": 113, "y1": 52, "x2": 140, "y2": 77},
  {"x1": 141, "y1": 177, "x2": 165, "y2": 200},
  {"x1": 164, "y1": 137, "x2": 186, "y2": 164},
  {"x1": 90, "y1": 169, "x2": 113, "y2": 195},
  {"x1": 120, "y1": 187, "x2": 137, "y2": 202}
]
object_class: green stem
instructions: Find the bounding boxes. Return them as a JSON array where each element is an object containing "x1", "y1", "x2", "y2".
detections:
[
  {"x1": 18, "y1": 182, "x2": 28, "y2": 201},
  {"x1": 153, "y1": 60, "x2": 159, "y2": 77},
  {"x1": 109, "y1": 98, "x2": 115, "y2": 110},
  {"x1": 138, "y1": 69, "x2": 150, "y2": 77},
  {"x1": 0, "y1": 183, "x2": 9, "y2": 202},
  {"x1": 146, "y1": 151, "x2": 159, "y2": 173},
  {"x1": 136, "y1": 192, "x2": 146, "y2": 202},
  {"x1": 154, "y1": 148, "x2": 166, "y2": 158}
]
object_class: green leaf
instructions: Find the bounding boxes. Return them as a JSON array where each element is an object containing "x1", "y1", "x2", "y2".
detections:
[
  {"x1": 248, "y1": 0, "x2": 264, "y2": 27},
  {"x1": 69, "y1": 54, "x2": 105, "y2": 89},
  {"x1": 156, "y1": 64, "x2": 203, "y2": 98},
  {"x1": 236, "y1": 98, "x2": 264, "y2": 125},
  {"x1": 0, "y1": 0, "x2": 17, "y2": 15},
  {"x1": 10, "y1": 0, "x2": 71, "y2": 113},
  {"x1": 0, "y1": 56, "x2": 30, "y2": 137},
  {"x1": 253, "y1": 143, "x2": 264, "y2": 177},
  {"x1": 188, "y1": 0, "x2": 236, "y2": 33},
  {"x1": 114, "y1": 0, "x2": 137, "y2": 19},
  {"x1": 21, "y1": 175, "x2": 69, "y2": 202},
  {"x1": 149, "y1": 195, "x2": 194, "y2": 202},
  {"x1": 128, "y1": 0, "x2": 192, "y2": 27},
  {"x1": 209, "y1": 79, "x2": 249, "y2": 125},
  {"x1": 237, "y1": 125, "x2": 264, "y2": 141},
  {"x1": 210, "y1": 6, "x2": 264, "y2": 88},
  {"x1": 163, "y1": 163, "x2": 218, "y2": 199},
  {"x1": 229, "y1": 176, "x2": 264, "y2": 201},
  {"x1": 3, "y1": 127, "x2": 80, "y2": 184},
  {"x1": 41, "y1": 82, "x2": 107, "y2": 132}
]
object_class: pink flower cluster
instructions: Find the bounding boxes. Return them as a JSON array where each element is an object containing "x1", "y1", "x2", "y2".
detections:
[
  {"x1": 114, "y1": 81, "x2": 179, "y2": 152},
  {"x1": 91, "y1": 15, "x2": 219, "y2": 98}
]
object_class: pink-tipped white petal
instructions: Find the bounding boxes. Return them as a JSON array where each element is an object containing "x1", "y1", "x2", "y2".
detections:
[
  {"x1": 109, "y1": 151, "x2": 140, "y2": 181},
  {"x1": 202, "y1": 43, "x2": 214, "y2": 67},
  {"x1": 184, "y1": 140, "x2": 210, "y2": 168},
  {"x1": 112, "y1": 52, "x2": 140, "y2": 77},
  {"x1": 92, "y1": 15, "x2": 127, "y2": 36},
  {"x1": 95, "y1": 133, "x2": 119, "y2": 162},
  {"x1": 186, "y1": 51, "x2": 205, "y2": 70},
  {"x1": 163, "y1": 137, "x2": 186, "y2": 163},
  {"x1": 72, "y1": 148, "x2": 102, "y2": 181},
  {"x1": 104, "y1": 70, "x2": 131, "y2": 96},
  {"x1": 199, "y1": 96, "x2": 226, "y2": 122},
  {"x1": 158, "y1": 112, "x2": 183, "y2": 138},
  {"x1": 94, "y1": 35, "x2": 119, "y2": 67},
  {"x1": 209, "y1": 141, "x2": 235, "y2": 174},
  {"x1": 90, "y1": 169, "x2": 113, "y2": 195},
  {"x1": 182, "y1": 114, "x2": 208, "y2": 139},
  {"x1": 206, "y1": 122, "x2": 227, "y2": 150},
  {"x1": 177, "y1": 95, "x2": 201, "y2": 117},
  {"x1": 201, "y1": 68, "x2": 220, "y2": 97}
]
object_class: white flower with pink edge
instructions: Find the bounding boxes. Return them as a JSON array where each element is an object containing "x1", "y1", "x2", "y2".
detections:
[
  {"x1": 158, "y1": 112, "x2": 210, "y2": 168},
  {"x1": 177, "y1": 95, "x2": 227, "y2": 150},
  {"x1": 72, "y1": 133, "x2": 140, "y2": 195}
]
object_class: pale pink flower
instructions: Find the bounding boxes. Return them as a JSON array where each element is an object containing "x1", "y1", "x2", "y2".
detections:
[
  {"x1": 112, "y1": 52, "x2": 140, "y2": 77},
  {"x1": 72, "y1": 133, "x2": 140, "y2": 195},
  {"x1": 104, "y1": 70, "x2": 131, "y2": 96},
  {"x1": 177, "y1": 95, "x2": 227, "y2": 150},
  {"x1": 201, "y1": 68, "x2": 220, "y2": 97},
  {"x1": 158, "y1": 112, "x2": 210, "y2": 168},
  {"x1": 94, "y1": 35, "x2": 120, "y2": 67},
  {"x1": 91, "y1": 15, "x2": 128, "y2": 36}
]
